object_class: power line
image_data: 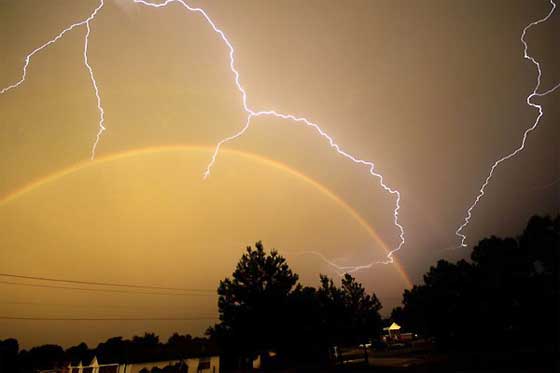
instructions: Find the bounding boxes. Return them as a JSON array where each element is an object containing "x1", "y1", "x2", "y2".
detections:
[
  {"x1": 0, "y1": 280, "x2": 214, "y2": 297},
  {"x1": 0, "y1": 316, "x2": 218, "y2": 321},
  {"x1": 0, "y1": 300, "x2": 214, "y2": 313},
  {"x1": 0, "y1": 272, "x2": 214, "y2": 293}
]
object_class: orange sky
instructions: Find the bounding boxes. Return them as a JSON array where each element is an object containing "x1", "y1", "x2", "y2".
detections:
[{"x1": 0, "y1": 0, "x2": 558, "y2": 348}]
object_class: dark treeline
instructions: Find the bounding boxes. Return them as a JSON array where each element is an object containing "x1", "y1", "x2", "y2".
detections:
[
  {"x1": 0, "y1": 242, "x2": 384, "y2": 372},
  {"x1": 1, "y1": 214, "x2": 558, "y2": 372},
  {"x1": 0, "y1": 333, "x2": 216, "y2": 373},
  {"x1": 392, "y1": 214, "x2": 559, "y2": 369},
  {"x1": 208, "y1": 215, "x2": 559, "y2": 370},
  {"x1": 207, "y1": 241, "x2": 384, "y2": 368}
]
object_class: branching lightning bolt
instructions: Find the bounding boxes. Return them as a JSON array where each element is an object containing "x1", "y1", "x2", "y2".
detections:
[
  {"x1": 1, "y1": 2, "x2": 103, "y2": 95},
  {"x1": 131, "y1": 0, "x2": 404, "y2": 271},
  {"x1": 1, "y1": 1, "x2": 106, "y2": 160},
  {"x1": 455, "y1": 0, "x2": 560, "y2": 248},
  {"x1": 0, "y1": 0, "x2": 403, "y2": 273},
  {"x1": 2, "y1": 0, "x2": 556, "y2": 275}
]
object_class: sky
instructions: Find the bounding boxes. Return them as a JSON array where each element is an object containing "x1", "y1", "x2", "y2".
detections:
[{"x1": 0, "y1": 0, "x2": 558, "y2": 348}]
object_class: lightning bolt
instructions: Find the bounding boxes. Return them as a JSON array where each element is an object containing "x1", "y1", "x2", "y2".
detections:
[
  {"x1": 131, "y1": 0, "x2": 404, "y2": 270},
  {"x1": 84, "y1": 5, "x2": 107, "y2": 160},
  {"x1": 455, "y1": 0, "x2": 560, "y2": 248},
  {"x1": 3, "y1": 0, "x2": 555, "y2": 275},
  {"x1": 0, "y1": 1, "x2": 106, "y2": 160}
]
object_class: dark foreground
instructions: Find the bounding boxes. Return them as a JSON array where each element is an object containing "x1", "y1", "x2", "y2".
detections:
[{"x1": 227, "y1": 346, "x2": 559, "y2": 373}]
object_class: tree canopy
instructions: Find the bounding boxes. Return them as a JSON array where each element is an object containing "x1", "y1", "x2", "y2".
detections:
[
  {"x1": 208, "y1": 241, "x2": 384, "y2": 367},
  {"x1": 393, "y1": 214, "x2": 559, "y2": 360}
]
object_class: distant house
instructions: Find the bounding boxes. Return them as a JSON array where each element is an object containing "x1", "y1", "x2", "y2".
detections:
[{"x1": 44, "y1": 355, "x2": 220, "y2": 373}]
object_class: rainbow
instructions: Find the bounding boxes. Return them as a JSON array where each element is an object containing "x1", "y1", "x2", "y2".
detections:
[{"x1": 0, "y1": 145, "x2": 412, "y2": 288}]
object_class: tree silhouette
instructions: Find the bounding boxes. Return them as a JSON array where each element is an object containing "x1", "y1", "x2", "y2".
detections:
[
  {"x1": 209, "y1": 241, "x2": 298, "y2": 366},
  {"x1": 318, "y1": 274, "x2": 383, "y2": 346},
  {"x1": 209, "y1": 242, "x2": 384, "y2": 367},
  {"x1": 65, "y1": 342, "x2": 92, "y2": 367},
  {"x1": 0, "y1": 338, "x2": 19, "y2": 372},
  {"x1": 18, "y1": 344, "x2": 65, "y2": 372},
  {"x1": 393, "y1": 214, "x2": 559, "y2": 370}
]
